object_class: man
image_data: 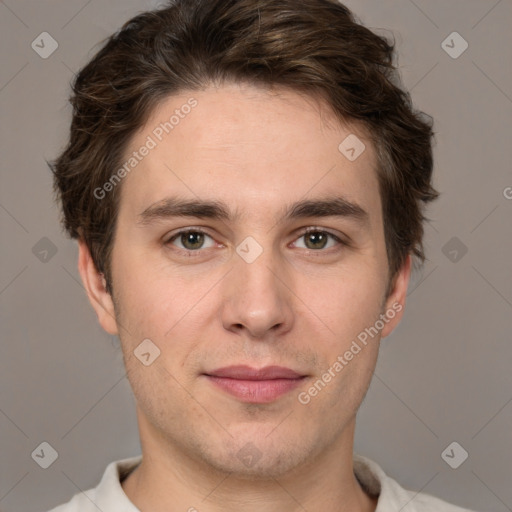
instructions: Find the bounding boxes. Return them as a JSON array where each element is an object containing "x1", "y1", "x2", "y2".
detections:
[{"x1": 49, "y1": 0, "x2": 475, "y2": 510}]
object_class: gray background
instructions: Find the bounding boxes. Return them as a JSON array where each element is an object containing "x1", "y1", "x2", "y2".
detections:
[{"x1": 0, "y1": 0, "x2": 511, "y2": 511}]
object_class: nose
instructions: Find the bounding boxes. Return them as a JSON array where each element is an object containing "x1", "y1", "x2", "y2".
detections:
[{"x1": 220, "y1": 246, "x2": 294, "y2": 340}]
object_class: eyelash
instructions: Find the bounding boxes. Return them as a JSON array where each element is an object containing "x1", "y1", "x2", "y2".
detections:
[{"x1": 165, "y1": 227, "x2": 346, "y2": 257}]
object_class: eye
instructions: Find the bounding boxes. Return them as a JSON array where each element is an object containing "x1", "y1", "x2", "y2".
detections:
[
  {"x1": 292, "y1": 229, "x2": 343, "y2": 251},
  {"x1": 166, "y1": 229, "x2": 216, "y2": 251},
  {"x1": 165, "y1": 227, "x2": 344, "y2": 254}
]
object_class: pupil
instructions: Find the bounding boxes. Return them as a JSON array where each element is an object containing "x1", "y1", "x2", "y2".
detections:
[
  {"x1": 306, "y1": 232, "x2": 327, "y2": 249},
  {"x1": 183, "y1": 232, "x2": 204, "y2": 250}
]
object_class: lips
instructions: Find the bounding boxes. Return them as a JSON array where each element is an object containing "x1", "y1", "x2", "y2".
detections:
[
  {"x1": 203, "y1": 365, "x2": 307, "y2": 403},
  {"x1": 205, "y1": 365, "x2": 304, "y2": 380}
]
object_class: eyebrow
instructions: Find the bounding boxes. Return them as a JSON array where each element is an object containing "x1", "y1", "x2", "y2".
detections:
[{"x1": 137, "y1": 195, "x2": 369, "y2": 226}]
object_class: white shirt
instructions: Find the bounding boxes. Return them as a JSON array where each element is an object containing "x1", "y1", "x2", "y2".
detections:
[{"x1": 48, "y1": 454, "x2": 476, "y2": 512}]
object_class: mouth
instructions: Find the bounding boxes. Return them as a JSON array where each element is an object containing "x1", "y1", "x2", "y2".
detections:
[{"x1": 202, "y1": 365, "x2": 308, "y2": 404}]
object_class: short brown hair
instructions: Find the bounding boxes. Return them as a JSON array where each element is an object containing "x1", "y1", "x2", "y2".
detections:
[{"x1": 50, "y1": 0, "x2": 438, "y2": 295}]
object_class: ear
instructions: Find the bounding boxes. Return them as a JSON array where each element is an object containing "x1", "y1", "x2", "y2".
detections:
[
  {"x1": 77, "y1": 238, "x2": 119, "y2": 335},
  {"x1": 380, "y1": 253, "x2": 412, "y2": 338}
]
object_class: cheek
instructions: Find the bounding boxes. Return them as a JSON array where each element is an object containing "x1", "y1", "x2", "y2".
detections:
[
  {"x1": 112, "y1": 262, "x2": 216, "y2": 372},
  {"x1": 112, "y1": 252, "x2": 177, "y2": 332},
  {"x1": 311, "y1": 266, "x2": 385, "y2": 407},
  {"x1": 298, "y1": 335, "x2": 379, "y2": 441},
  {"x1": 297, "y1": 265, "x2": 386, "y2": 344}
]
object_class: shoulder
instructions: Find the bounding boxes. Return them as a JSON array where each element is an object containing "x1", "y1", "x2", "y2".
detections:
[
  {"x1": 353, "y1": 454, "x2": 477, "y2": 512},
  {"x1": 46, "y1": 456, "x2": 142, "y2": 512},
  {"x1": 46, "y1": 491, "x2": 93, "y2": 512}
]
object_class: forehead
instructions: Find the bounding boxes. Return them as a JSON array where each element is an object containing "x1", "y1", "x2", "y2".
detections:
[{"x1": 117, "y1": 82, "x2": 381, "y2": 223}]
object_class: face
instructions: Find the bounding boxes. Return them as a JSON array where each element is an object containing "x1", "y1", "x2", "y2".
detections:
[{"x1": 80, "y1": 82, "x2": 410, "y2": 478}]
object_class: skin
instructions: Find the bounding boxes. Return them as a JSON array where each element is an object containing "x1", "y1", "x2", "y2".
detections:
[{"x1": 78, "y1": 82, "x2": 411, "y2": 512}]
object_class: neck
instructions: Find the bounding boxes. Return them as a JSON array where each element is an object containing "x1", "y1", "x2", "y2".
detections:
[{"x1": 122, "y1": 415, "x2": 377, "y2": 512}]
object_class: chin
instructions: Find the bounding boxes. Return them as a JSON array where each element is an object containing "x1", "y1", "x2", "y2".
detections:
[
  {"x1": 208, "y1": 450, "x2": 308, "y2": 480},
  {"x1": 192, "y1": 429, "x2": 316, "y2": 480}
]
